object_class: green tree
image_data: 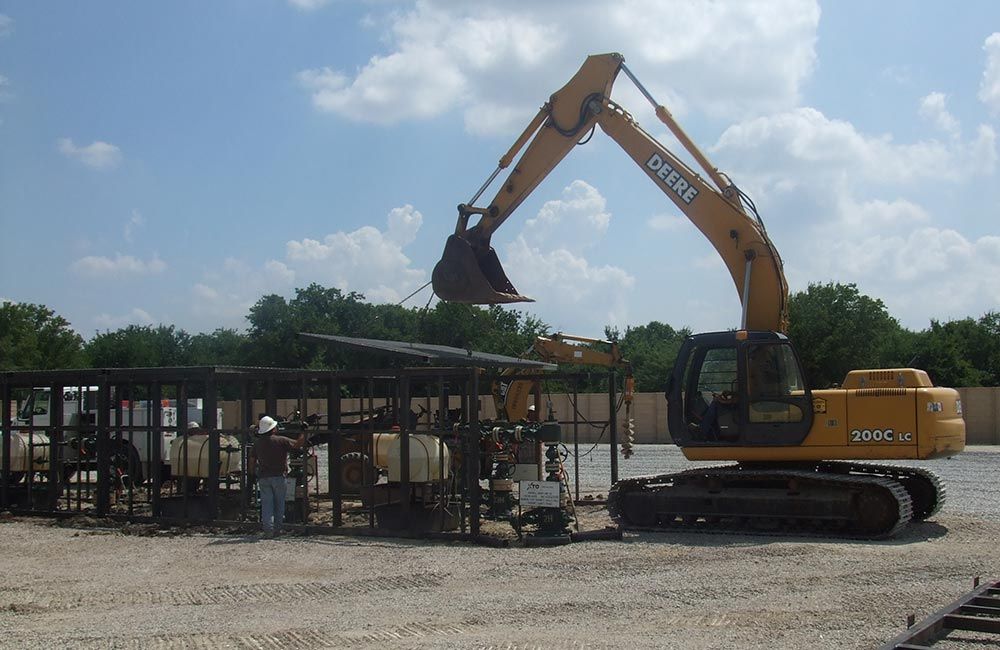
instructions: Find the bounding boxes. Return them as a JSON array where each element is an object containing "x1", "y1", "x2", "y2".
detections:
[
  {"x1": 247, "y1": 284, "x2": 391, "y2": 368},
  {"x1": 607, "y1": 321, "x2": 690, "y2": 392},
  {"x1": 978, "y1": 311, "x2": 1000, "y2": 386},
  {"x1": 247, "y1": 283, "x2": 551, "y2": 369},
  {"x1": 85, "y1": 324, "x2": 192, "y2": 368},
  {"x1": 246, "y1": 293, "x2": 296, "y2": 366},
  {"x1": 0, "y1": 301, "x2": 85, "y2": 370},
  {"x1": 909, "y1": 317, "x2": 996, "y2": 387},
  {"x1": 187, "y1": 328, "x2": 248, "y2": 366},
  {"x1": 787, "y1": 283, "x2": 903, "y2": 388}
]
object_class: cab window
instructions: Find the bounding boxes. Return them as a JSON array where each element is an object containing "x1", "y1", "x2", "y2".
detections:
[
  {"x1": 746, "y1": 344, "x2": 805, "y2": 423},
  {"x1": 683, "y1": 345, "x2": 737, "y2": 421}
]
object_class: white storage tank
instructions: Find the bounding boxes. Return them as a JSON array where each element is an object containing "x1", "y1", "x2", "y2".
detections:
[
  {"x1": 372, "y1": 432, "x2": 399, "y2": 468},
  {"x1": 169, "y1": 433, "x2": 241, "y2": 479},
  {"x1": 3, "y1": 431, "x2": 50, "y2": 473},
  {"x1": 387, "y1": 434, "x2": 450, "y2": 482}
]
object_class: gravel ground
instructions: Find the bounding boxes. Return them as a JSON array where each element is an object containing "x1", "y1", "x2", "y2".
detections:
[{"x1": 1, "y1": 446, "x2": 998, "y2": 649}]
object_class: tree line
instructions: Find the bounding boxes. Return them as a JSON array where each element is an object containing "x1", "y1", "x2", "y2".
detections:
[{"x1": 1, "y1": 282, "x2": 997, "y2": 390}]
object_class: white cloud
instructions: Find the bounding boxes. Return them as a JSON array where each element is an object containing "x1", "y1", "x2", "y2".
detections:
[
  {"x1": 386, "y1": 205, "x2": 422, "y2": 246},
  {"x1": 264, "y1": 259, "x2": 296, "y2": 285},
  {"x1": 714, "y1": 107, "x2": 996, "y2": 189},
  {"x1": 505, "y1": 237, "x2": 635, "y2": 332},
  {"x1": 58, "y1": 138, "x2": 123, "y2": 169},
  {"x1": 71, "y1": 253, "x2": 167, "y2": 276},
  {"x1": 0, "y1": 74, "x2": 11, "y2": 103},
  {"x1": 836, "y1": 195, "x2": 931, "y2": 233},
  {"x1": 805, "y1": 227, "x2": 1000, "y2": 325},
  {"x1": 300, "y1": 46, "x2": 467, "y2": 124},
  {"x1": 285, "y1": 204, "x2": 426, "y2": 302},
  {"x1": 298, "y1": 0, "x2": 820, "y2": 134},
  {"x1": 707, "y1": 105, "x2": 1000, "y2": 329},
  {"x1": 288, "y1": 0, "x2": 329, "y2": 10},
  {"x1": 124, "y1": 210, "x2": 144, "y2": 243},
  {"x1": 94, "y1": 308, "x2": 155, "y2": 329},
  {"x1": 979, "y1": 33, "x2": 1000, "y2": 113},
  {"x1": 0, "y1": 14, "x2": 12, "y2": 38},
  {"x1": 193, "y1": 283, "x2": 219, "y2": 301},
  {"x1": 521, "y1": 180, "x2": 610, "y2": 254},
  {"x1": 647, "y1": 213, "x2": 687, "y2": 232},
  {"x1": 881, "y1": 65, "x2": 912, "y2": 86},
  {"x1": 190, "y1": 205, "x2": 430, "y2": 325},
  {"x1": 497, "y1": 181, "x2": 634, "y2": 332},
  {"x1": 918, "y1": 92, "x2": 960, "y2": 137}
]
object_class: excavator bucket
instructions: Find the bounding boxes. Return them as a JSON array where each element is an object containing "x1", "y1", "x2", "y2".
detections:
[{"x1": 431, "y1": 235, "x2": 533, "y2": 304}]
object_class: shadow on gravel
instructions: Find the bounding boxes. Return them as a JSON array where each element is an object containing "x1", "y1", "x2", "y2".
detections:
[
  {"x1": 287, "y1": 535, "x2": 435, "y2": 549},
  {"x1": 618, "y1": 520, "x2": 950, "y2": 548},
  {"x1": 205, "y1": 534, "x2": 263, "y2": 545},
  {"x1": 201, "y1": 531, "x2": 431, "y2": 549}
]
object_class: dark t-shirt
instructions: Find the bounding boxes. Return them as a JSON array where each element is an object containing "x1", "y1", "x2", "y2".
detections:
[{"x1": 251, "y1": 434, "x2": 297, "y2": 478}]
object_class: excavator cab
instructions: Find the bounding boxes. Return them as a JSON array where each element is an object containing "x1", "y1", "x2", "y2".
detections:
[
  {"x1": 667, "y1": 331, "x2": 813, "y2": 447},
  {"x1": 431, "y1": 234, "x2": 533, "y2": 304}
]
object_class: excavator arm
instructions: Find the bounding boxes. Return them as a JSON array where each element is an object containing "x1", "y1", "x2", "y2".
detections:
[
  {"x1": 492, "y1": 333, "x2": 636, "y2": 457},
  {"x1": 493, "y1": 333, "x2": 632, "y2": 422},
  {"x1": 431, "y1": 52, "x2": 789, "y2": 333}
]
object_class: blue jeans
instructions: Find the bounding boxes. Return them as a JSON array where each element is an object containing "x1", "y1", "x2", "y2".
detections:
[{"x1": 258, "y1": 476, "x2": 287, "y2": 533}]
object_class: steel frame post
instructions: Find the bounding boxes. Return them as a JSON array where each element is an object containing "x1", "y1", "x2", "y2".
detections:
[
  {"x1": 399, "y1": 374, "x2": 411, "y2": 530},
  {"x1": 468, "y1": 369, "x2": 480, "y2": 536},
  {"x1": 609, "y1": 368, "x2": 619, "y2": 485},
  {"x1": 47, "y1": 382, "x2": 63, "y2": 511},
  {"x1": 95, "y1": 378, "x2": 111, "y2": 516},
  {"x1": 178, "y1": 381, "x2": 189, "y2": 519},
  {"x1": 151, "y1": 382, "x2": 162, "y2": 516},
  {"x1": 326, "y1": 377, "x2": 341, "y2": 527},
  {"x1": 239, "y1": 380, "x2": 252, "y2": 522},
  {"x1": 206, "y1": 372, "x2": 219, "y2": 520},
  {"x1": 1, "y1": 381, "x2": 11, "y2": 510},
  {"x1": 573, "y1": 377, "x2": 580, "y2": 503}
]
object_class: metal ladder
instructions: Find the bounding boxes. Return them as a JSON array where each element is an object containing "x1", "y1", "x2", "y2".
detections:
[{"x1": 881, "y1": 577, "x2": 1000, "y2": 649}]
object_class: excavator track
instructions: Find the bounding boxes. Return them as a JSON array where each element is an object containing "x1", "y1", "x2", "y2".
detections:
[
  {"x1": 814, "y1": 461, "x2": 945, "y2": 521},
  {"x1": 608, "y1": 464, "x2": 914, "y2": 539}
]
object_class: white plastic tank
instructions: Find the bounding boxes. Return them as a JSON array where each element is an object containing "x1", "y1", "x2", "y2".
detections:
[
  {"x1": 3, "y1": 431, "x2": 50, "y2": 472},
  {"x1": 372, "y1": 432, "x2": 399, "y2": 468},
  {"x1": 169, "y1": 433, "x2": 241, "y2": 478},
  {"x1": 387, "y1": 434, "x2": 450, "y2": 482}
]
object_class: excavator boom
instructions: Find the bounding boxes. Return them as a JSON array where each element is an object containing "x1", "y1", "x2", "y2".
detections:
[{"x1": 431, "y1": 52, "x2": 788, "y2": 332}]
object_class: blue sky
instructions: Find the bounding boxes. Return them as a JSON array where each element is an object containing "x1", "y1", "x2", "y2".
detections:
[{"x1": 1, "y1": 1, "x2": 998, "y2": 339}]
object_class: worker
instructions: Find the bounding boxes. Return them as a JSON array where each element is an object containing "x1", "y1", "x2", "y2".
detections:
[
  {"x1": 526, "y1": 404, "x2": 538, "y2": 422},
  {"x1": 701, "y1": 390, "x2": 738, "y2": 441},
  {"x1": 248, "y1": 415, "x2": 307, "y2": 538}
]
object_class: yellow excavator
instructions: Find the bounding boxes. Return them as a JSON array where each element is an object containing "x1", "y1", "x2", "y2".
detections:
[{"x1": 431, "y1": 53, "x2": 965, "y2": 538}]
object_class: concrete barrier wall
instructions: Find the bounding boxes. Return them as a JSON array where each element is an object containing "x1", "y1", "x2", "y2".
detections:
[
  {"x1": 220, "y1": 388, "x2": 1000, "y2": 445},
  {"x1": 957, "y1": 387, "x2": 1000, "y2": 445}
]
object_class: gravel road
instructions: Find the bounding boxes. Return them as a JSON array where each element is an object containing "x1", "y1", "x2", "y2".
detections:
[{"x1": 2, "y1": 446, "x2": 998, "y2": 649}]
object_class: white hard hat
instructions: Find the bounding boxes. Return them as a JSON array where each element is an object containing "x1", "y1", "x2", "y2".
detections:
[
  {"x1": 187, "y1": 421, "x2": 201, "y2": 430},
  {"x1": 527, "y1": 404, "x2": 536, "y2": 411},
  {"x1": 258, "y1": 415, "x2": 278, "y2": 434}
]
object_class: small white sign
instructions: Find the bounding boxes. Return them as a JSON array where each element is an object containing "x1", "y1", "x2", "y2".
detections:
[{"x1": 519, "y1": 480, "x2": 560, "y2": 508}]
